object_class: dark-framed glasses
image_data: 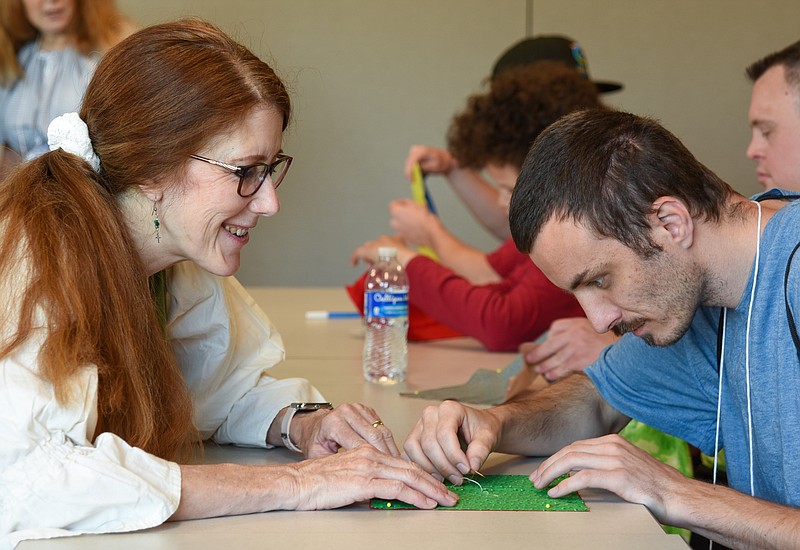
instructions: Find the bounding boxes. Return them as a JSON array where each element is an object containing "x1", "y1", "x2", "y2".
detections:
[{"x1": 189, "y1": 153, "x2": 293, "y2": 197}]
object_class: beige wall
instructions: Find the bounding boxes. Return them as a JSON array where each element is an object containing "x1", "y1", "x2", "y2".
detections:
[{"x1": 118, "y1": 0, "x2": 800, "y2": 286}]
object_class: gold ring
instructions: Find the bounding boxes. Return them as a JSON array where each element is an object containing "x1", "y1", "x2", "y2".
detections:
[{"x1": 371, "y1": 419, "x2": 384, "y2": 428}]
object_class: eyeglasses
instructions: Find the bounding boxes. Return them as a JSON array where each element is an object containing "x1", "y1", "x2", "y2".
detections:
[{"x1": 189, "y1": 153, "x2": 293, "y2": 197}]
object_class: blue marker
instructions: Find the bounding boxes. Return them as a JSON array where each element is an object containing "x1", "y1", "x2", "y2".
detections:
[{"x1": 305, "y1": 310, "x2": 361, "y2": 320}]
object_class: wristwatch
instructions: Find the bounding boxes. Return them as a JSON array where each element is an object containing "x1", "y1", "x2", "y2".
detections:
[{"x1": 280, "y1": 402, "x2": 333, "y2": 453}]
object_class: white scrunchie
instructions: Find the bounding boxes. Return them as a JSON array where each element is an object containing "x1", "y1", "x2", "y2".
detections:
[{"x1": 47, "y1": 112, "x2": 101, "y2": 172}]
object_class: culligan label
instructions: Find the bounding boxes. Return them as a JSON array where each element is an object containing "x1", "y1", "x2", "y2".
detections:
[{"x1": 365, "y1": 290, "x2": 408, "y2": 318}]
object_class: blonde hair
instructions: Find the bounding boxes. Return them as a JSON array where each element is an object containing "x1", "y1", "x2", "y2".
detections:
[{"x1": 0, "y1": 0, "x2": 133, "y2": 85}]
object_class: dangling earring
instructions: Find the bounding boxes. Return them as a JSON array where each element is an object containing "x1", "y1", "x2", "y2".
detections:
[{"x1": 152, "y1": 200, "x2": 161, "y2": 243}]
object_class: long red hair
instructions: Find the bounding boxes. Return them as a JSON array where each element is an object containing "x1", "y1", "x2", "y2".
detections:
[{"x1": 0, "y1": 19, "x2": 291, "y2": 460}]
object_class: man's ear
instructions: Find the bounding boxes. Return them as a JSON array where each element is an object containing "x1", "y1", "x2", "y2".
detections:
[{"x1": 650, "y1": 196, "x2": 694, "y2": 250}]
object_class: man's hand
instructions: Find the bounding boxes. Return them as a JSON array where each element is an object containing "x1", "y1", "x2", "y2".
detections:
[
  {"x1": 521, "y1": 318, "x2": 618, "y2": 381},
  {"x1": 403, "y1": 400, "x2": 501, "y2": 485},
  {"x1": 530, "y1": 434, "x2": 687, "y2": 521}
]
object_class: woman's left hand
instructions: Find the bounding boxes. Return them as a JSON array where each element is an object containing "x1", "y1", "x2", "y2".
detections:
[{"x1": 292, "y1": 402, "x2": 400, "y2": 458}]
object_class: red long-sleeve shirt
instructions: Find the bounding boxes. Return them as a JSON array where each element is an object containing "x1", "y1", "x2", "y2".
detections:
[{"x1": 405, "y1": 237, "x2": 585, "y2": 351}]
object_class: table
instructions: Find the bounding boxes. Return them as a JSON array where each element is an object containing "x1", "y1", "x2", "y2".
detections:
[{"x1": 21, "y1": 287, "x2": 687, "y2": 549}]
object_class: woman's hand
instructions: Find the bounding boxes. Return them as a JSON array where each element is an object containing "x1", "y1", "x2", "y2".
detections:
[
  {"x1": 289, "y1": 444, "x2": 458, "y2": 510},
  {"x1": 175, "y1": 446, "x2": 458, "y2": 518},
  {"x1": 292, "y1": 402, "x2": 400, "y2": 458}
]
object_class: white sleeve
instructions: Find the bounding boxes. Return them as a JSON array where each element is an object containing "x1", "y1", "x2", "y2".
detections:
[
  {"x1": 167, "y1": 262, "x2": 325, "y2": 448},
  {"x1": 0, "y1": 327, "x2": 180, "y2": 550}
]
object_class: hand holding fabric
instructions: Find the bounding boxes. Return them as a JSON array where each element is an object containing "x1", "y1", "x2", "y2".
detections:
[
  {"x1": 530, "y1": 434, "x2": 688, "y2": 523},
  {"x1": 403, "y1": 400, "x2": 501, "y2": 485},
  {"x1": 403, "y1": 145, "x2": 455, "y2": 181},
  {"x1": 388, "y1": 198, "x2": 441, "y2": 247}
]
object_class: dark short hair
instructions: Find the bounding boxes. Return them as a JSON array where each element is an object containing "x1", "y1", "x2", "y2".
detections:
[
  {"x1": 509, "y1": 110, "x2": 735, "y2": 256},
  {"x1": 746, "y1": 40, "x2": 800, "y2": 91},
  {"x1": 447, "y1": 61, "x2": 603, "y2": 170}
]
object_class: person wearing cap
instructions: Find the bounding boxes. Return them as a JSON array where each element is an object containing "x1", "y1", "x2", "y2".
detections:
[
  {"x1": 746, "y1": 39, "x2": 800, "y2": 192},
  {"x1": 352, "y1": 61, "x2": 599, "y2": 352},
  {"x1": 402, "y1": 36, "x2": 625, "y2": 378},
  {"x1": 404, "y1": 35, "x2": 622, "y2": 243}
]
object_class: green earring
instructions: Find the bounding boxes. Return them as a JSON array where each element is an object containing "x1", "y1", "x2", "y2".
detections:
[{"x1": 152, "y1": 200, "x2": 161, "y2": 243}]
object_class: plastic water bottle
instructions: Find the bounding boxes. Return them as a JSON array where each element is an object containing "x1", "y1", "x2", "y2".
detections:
[{"x1": 363, "y1": 246, "x2": 408, "y2": 384}]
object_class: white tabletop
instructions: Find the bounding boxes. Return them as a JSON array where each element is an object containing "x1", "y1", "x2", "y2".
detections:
[{"x1": 21, "y1": 287, "x2": 687, "y2": 549}]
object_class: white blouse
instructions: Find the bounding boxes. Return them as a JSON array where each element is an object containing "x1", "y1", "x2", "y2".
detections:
[
  {"x1": 0, "y1": 42, "x2": 98, "y2": 160},
  {"x1": 0, "y1": 261, "x2": 324, "y2": 548}
]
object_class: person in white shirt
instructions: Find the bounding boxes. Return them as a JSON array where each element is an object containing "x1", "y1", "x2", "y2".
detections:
[
  {"x1": 0, "y1": 19, "x2": 455, "y2": 550},
  {"x1": 0, "y1": 0, "x2": 133, "y2": 163}
]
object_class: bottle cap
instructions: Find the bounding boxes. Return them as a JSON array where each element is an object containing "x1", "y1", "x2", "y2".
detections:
[{"x1": 377, "y1": 246, "x2": 397, "y2": 258}]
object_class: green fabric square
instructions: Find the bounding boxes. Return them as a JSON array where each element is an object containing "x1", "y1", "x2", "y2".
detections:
[{"x1": 370, "y1": 474, "x2": 587, "y2": 511}]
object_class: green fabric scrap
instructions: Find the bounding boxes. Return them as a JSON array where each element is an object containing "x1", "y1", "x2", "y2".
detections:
[{"x1": 370, "y1": 474, "x2": 586, "y2": 511}]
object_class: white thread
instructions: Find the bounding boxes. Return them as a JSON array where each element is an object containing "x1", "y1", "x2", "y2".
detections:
[
  {"x1": 462, "y1": 476, "x2": 485, "y2": 492},
  {"x1": 712, "y1": 308, "x2": 726, "y2": 487},
  {"x1": 743, "y1": 201, "x2": 761, "y2": 497},
  {"x1": 47, "y1": 112, "x2": 100, "y2": 171},
  {"x1": 710, "y1": 202, "x2": 761, "y2": 550},
  {"x1": 714, "y1": 201, "x2": 761, "y2": 497}
]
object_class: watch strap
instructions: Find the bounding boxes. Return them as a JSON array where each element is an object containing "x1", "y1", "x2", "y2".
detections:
[{"x1": 279, "y1": 402, "x2": 333, "y2": 453}]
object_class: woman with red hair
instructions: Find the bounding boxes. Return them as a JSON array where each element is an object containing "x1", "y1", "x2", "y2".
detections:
[{"x1": 0, "y1": 19, "x2": 454, "y2": 548}]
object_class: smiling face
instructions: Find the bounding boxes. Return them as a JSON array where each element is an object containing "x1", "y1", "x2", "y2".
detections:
[
  {"x1": 155, "y1": 106, "x2": 284, "y2": 277},
  {"x1": 747, "y1": 64, "x2": 800, "y2": 191},
  {"x1": 530, "y1": 217, "x2": 703, "y2": 347},
  {"x1": 22, "y1": 0, "x2": 75, "y2": 48}
]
